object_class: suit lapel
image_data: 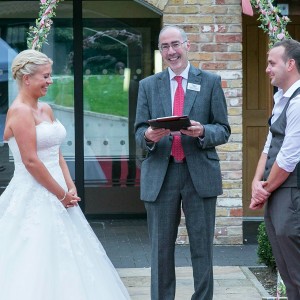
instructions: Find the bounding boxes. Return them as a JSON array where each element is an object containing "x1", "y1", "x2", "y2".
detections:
[
  {"x1": 157, "y1": 70, "x2": 172, "y2": 116},
  {"x1": 156, "y1": 66, "x2": 202, "y2": 117},
  {"x1": 184, "y1": 66, "x2": 202, "y2": 116}
]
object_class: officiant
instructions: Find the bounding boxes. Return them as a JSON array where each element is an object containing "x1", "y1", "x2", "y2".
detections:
[{"x1": 134, "y1": 25, "x2": 230, "y2": 300}]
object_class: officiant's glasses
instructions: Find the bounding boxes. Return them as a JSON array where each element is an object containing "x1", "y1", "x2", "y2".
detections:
[{"x1": 159, "y1": 41, "x2": 187, "y2": 53}]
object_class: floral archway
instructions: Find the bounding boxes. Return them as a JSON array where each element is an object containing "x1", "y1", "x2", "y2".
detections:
[
  {"x1": 27, "y1": 0, "x2": 62, "y2": 51},
  {"x1": 242, "y1": 0, "x2": 291, "y2": 47},
  {"x1": 28, "y1": 0, "x2": 291, "y2": 51}
]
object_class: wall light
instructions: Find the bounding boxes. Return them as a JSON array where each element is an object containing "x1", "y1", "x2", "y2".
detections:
[
  {"x1": 154, "y1": 50, "x2": 162, "y2": 74},
  {"x1": 123, "y1": 68, "x2": 131, "y2": 92}
]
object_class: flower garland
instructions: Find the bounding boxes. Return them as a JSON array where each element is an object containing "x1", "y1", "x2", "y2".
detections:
[
  {"x1": 250, "y1": 0, "x2": 291, "y2": 47},
  {"x1": 27, "y1": 0, "x2": 63, "y2": 51}
]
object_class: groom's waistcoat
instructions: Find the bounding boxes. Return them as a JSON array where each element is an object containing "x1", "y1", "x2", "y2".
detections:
[{"x1": 263, "y1": 89, "x2": 300, "y2": 188}]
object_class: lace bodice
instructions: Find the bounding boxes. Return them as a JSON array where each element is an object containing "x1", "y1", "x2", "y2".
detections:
[{"x1": 7, "y1": 120, "x2": 66, "y2": 169}]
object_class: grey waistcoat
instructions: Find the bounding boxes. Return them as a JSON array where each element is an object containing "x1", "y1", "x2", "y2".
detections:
[{"x1": 263, "y1": 88, "x2": 300, "y2": 187}]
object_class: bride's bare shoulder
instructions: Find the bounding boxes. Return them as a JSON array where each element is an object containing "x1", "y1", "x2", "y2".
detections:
[
  {"x1": 4, "y1": 102, "x2": 33, "y2": 140},
  {"x1": 6, "y1": 101, "x2": 33, "y2": 123},
  {"x1": 9, "y1": 100, "x2": 31, "y2": 111}
]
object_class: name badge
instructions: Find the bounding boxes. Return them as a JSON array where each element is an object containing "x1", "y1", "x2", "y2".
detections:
[{"x1": 187, "y1": 83, "x2": 201, "y2": 92}]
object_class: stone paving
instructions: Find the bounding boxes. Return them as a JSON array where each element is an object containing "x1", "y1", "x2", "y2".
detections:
[
  {"x1": 118, "y1": 266, "x2": 271, "y2": 300},
  {"x1": 91, "y1": 219, "x2": 272, "y2": 299}
]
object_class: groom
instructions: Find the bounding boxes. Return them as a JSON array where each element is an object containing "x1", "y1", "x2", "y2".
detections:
[{"x1": 134, "y1": 25, "x2": 230, "y2": 300}]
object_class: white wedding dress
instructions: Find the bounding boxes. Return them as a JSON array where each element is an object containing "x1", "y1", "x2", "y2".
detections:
[{"x1": 0, "y1": 120, "x2": 131, "y2": 300}]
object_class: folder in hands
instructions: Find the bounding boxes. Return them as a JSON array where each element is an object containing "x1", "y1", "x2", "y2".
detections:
[{"x1": 148, "y1": 115, "x2": 191, "y2": 131}]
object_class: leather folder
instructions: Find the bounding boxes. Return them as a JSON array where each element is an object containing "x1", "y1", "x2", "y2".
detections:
[{"x1": 148, "y1": 115, "x2": 191, "y2": 131}]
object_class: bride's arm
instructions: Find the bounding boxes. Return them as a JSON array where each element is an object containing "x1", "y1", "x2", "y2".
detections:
[
  {"x1": 46, "y1": 103, "x2": 78, "y2": 198},
  {"x1": 59, "y1": 151, "x2": 78, "y2": 197}
]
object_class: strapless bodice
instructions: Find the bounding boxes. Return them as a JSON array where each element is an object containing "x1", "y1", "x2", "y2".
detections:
[{"x1": 7, "y1": 120, "x2": 66, "y2": 170}]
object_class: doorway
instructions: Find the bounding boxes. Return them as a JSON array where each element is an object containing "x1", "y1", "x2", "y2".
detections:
[{"x1": 81, "y1": 1, "x2": 161, "y2": 216}]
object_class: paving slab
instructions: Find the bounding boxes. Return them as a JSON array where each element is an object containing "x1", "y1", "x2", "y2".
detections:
[
  {"x1": 91, "y1": 220, "x2": 271, "y2": 299},
  {"x1": 117, "y1": 266, "x2": 271, "y2": 300}
]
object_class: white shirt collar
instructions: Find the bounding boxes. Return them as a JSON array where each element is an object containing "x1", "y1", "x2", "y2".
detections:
[
  {"x1": 282, "y1": 79, "x2": 300, "y2": 98},
  {"x1": 274, "y1": 80, "x2": 300, "y2": 103},
  {"x1": 168, "y1": 62, "x2": 190, "y2": 81}
]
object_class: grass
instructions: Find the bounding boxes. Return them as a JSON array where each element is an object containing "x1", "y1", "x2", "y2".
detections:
[{"x1": 44, "y1": 74, "x2": 128, "y2": 117}]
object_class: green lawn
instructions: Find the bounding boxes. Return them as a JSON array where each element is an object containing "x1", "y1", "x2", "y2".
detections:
[{"x1": 44, "y1": 75, "x2": 128, "y2": 117}]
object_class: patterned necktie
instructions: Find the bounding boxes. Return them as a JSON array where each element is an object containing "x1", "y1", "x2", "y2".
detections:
[{"x1": 171, "y1": 76, "x2": 185, "y2": 161}]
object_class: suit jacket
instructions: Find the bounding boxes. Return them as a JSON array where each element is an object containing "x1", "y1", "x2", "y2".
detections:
[{"x1": 134, "y1": 65, "x2": 231, "y2": 201}]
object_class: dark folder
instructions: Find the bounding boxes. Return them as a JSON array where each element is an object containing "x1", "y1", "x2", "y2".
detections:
[{"x1": 148, "y1": 115, "x2": 191, "y2": 131}]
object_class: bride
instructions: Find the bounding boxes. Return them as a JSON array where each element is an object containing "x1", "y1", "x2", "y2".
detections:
[{"x1": 0, "y1": 49, "x2": 130, "y2": 300}]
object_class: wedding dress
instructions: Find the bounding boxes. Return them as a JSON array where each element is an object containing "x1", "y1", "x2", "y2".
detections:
[{"x1": 0, "y1": 120, "x2": 130, "y2": 300}]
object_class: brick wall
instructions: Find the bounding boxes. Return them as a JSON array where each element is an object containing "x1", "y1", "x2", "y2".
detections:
[{"x1": 145, "y1": 0, "x2": 244, "y2": 245}]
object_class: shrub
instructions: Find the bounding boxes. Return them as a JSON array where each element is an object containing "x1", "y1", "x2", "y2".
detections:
[{"x1": 257, "y1": 222, "x2": 277, "y2": 271}]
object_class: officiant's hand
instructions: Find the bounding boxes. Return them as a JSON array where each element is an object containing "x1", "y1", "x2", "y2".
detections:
[
  {"x1": 144, "y1": 127, "x2": 170, "y2": 143},
  {"x1": 181, "y1": 120, "x2": 205, "y2": 138}
]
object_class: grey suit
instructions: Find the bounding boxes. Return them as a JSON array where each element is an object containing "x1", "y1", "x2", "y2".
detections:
[{"x1": 135, "y1": 65, "x2": 230, "y2": 300}]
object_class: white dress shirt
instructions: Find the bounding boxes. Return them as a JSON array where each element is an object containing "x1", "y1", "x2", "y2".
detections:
[{"x1": 263, "y1": 80, "x2": 300, "y2": 172}]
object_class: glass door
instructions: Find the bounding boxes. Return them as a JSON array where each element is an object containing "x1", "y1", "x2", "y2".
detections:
[{"x1": 82, "y1": 1, "x2": 161, "y2": 215}]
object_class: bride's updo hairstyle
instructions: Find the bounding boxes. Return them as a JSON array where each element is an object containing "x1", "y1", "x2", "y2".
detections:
[{"x1": 11, "y1": 49, "x2": 53, "y2": 85}]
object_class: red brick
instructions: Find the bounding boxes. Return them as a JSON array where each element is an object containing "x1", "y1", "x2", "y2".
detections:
[
  {"x1": 201, "y1": 44, "x2": 228, "y2": 52},
  {"x1": 221, "y1": 80, "x2": 228, "y2": 88},
  {"x1": 230, "y1": 208, "x2": 243, "y2": 217},
  {"x1": 216, "y1": 53, "x2": 242, "y2": 60},
  {"x1": 201, "y1": 63, "x2": 227, "y2": 70},
  {"x1": 216, "y1": 34, "x2": 242, "y2": 43}
]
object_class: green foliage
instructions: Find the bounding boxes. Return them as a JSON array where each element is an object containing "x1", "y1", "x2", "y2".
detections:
[
  {"x1": 257, "y1": 222, "x2": 277, "y2": 271},
  {"x1": 44, "y1": 74, "x2": 128, "y2": 117},
  {"x1": 277, "y1": 274, "x2": 287, "y2": 297}
]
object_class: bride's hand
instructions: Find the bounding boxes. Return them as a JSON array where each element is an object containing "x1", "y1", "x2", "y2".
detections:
[
  {"x1": 61, "y1": 190, "x2": 80, "y2": 208},
  {"x1": 68, "y1": 186, "x2": 78, "y2": 197}
]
